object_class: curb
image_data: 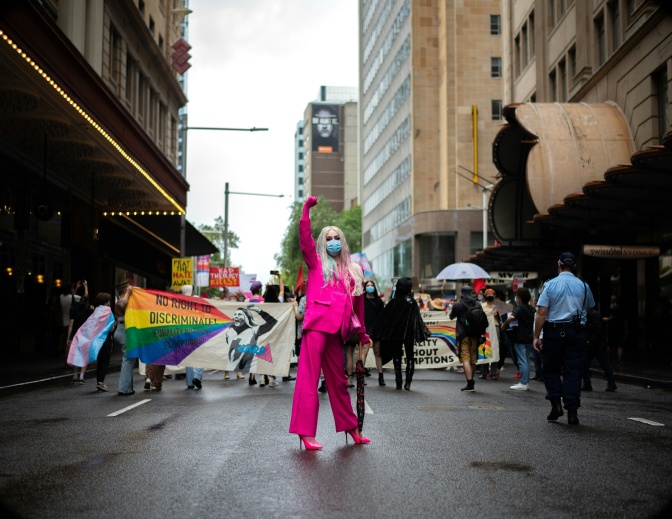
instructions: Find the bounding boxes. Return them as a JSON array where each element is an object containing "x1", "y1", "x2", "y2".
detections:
[
  {"x1": 589, "y1": 367, "x2": 672, "y2": 391},
  {"x1": 0, "y1": 363, "x2": 122, "y2": 397}
]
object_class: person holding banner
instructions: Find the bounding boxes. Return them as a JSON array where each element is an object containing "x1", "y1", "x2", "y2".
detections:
[
  {"x1": 289, "y1": 196, "x2": 371, "y2": 450},
  {"x1": 115, "y1": 281, "x2": 135, "y2": 396}
]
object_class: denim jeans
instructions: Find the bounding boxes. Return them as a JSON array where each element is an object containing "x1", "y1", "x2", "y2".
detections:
[
  {"x1": 186, "y1": 367, "x2": 204, "y2": 386},
  {"x1": 514, "y1": 342, "x2": 533, "y2": 384},
  {"x1": 115, "y1": 321, "x2": 135, "y2": 393}
]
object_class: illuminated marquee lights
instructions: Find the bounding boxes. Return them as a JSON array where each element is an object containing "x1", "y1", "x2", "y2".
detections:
[{"x1": 0, "y1": 28, "x2": 185, "y2": 215}]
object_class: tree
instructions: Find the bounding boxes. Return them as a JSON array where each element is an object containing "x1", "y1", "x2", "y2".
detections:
[
  {"x1": 275, "y1": 196, "x2": 363, "y2": 288},
  {"x1": 197, "y1": 216, "x2": 240, "y2": 266}
]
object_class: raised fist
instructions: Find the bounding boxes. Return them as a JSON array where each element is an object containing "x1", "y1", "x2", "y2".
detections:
[{"x1": 306, "y1": 196, "x2": 318, "y2": 208}]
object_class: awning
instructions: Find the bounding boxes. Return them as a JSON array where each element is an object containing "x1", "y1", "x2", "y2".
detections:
[{"x1": 109, "y1": 215, "x2": 218, "y2": 257}]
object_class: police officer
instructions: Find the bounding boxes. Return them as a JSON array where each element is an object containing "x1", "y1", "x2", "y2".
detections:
[{"x1": 533, "y1": 252, "x2": 595, "y2": 425}]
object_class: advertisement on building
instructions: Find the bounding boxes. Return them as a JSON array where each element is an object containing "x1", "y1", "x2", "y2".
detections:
[{"x1": 311, "y1": 104, "x2": 339, "y2": 153}]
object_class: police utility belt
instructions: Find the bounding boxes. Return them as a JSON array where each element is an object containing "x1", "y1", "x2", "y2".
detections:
[{"x1": 543, "y1": 321, "x2": 584, "y2": 333}]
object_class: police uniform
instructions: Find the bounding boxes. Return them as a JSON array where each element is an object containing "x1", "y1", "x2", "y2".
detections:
[{"x1": 537, "y1": 263, "x2": 595, "y2": 415}]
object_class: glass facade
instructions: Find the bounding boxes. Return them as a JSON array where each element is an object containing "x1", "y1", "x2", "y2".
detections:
[
  {"x1": 363, "y1": 156, "x2": 410, "y2": 216},
  {"x1": 370, "y1": 238, "x2": 412, "y2": 292},
  {"x1": 418, "y1": 233, "x2": 456, "y2": 279}
]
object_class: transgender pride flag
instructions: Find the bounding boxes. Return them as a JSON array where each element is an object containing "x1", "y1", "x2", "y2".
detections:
[{"x1": 67, "y1": 306, "x2": 115, "y2": 367}]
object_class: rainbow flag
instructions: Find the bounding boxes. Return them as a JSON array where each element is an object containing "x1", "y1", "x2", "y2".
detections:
[
  {"x1": 125, "y1": 288, "x2": 233, "y2": 365},
  {"x1": 67, "y1": 306, "x2": 115, "y2": 367}
]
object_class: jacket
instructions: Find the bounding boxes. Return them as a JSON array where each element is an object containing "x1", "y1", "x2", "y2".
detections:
[{"x1": 299, "y1": 201, "x2": 370, "y2": 345}]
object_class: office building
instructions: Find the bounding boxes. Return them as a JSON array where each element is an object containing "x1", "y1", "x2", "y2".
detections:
[{"x1": 359, "y1": 0, "x2": 503, "y2": 292}]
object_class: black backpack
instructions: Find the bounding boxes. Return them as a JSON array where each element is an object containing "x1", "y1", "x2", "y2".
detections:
[{"x1": 461, "y1": 304, "x2": 489, "y2": 338}]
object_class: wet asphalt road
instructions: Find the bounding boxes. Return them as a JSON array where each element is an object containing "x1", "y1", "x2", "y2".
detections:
[{"x1": 1, "y1": 368, "x2": 671, "y2": 519}]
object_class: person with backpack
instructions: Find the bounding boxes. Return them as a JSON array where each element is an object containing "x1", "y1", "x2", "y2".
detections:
[
  {"x1": 500, "y1": 287, "x2": 536, "y2": 391},
  {"x1": 450, "y1": 285, "x2": 486, "y2": 392}
]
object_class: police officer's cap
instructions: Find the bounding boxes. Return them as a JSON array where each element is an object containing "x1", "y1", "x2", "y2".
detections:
[{"x1": 558, "y1": 252, "x2": 577, "y2": 268}]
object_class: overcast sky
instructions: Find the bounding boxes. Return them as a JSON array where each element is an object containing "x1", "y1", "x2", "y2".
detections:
[{"x1": 184, "y1": 0, "x2": 358, "y2": 285}]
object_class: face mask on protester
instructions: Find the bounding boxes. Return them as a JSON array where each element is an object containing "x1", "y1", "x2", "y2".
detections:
[
  {"x1": 326, "y1": 241, "x2": 342, "y2": 256},
  {"x1": 477, "y1": 294, "x2": 484, "y2": 301},
  {"x1": 485, "y1": 296, "x2": 495, "y2": 302},
  {"x1": 365, "y1": 286, "x2": 375, "y2": 294}
]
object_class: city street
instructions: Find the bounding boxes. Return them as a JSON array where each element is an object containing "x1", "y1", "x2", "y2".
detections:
[{"x1": 0, "y1": 368, "x2": 671, "y2": 518}]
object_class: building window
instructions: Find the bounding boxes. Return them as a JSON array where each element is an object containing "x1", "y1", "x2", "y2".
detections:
[
  {"x1": 653, "y1": 67, "x2": 669, "y2": 144},
  {"x1": 550, "y1": 70, "x2": 557, "y2": 101},
  {"x1": 627, "y1": 0, "x2": 637, "y2": 16},
  {"x1": 559, "y1": 59, "x2": 567, "y2": 101},
  {"x1": 110, "y1": 25, "x2": 122, "y2": 85},
  {"x1": 568, "y1": 45, "x2": 576, "y2": 78},
  {"x1": 529, "y1": 11, "x2": 535, "y2": 58},
  {"x1": 170, "y1": 116, "x2": 177, "y2": 160},
  {"x1": 491, "y1": 100, "x2": 503, "y2": 121},
  {"x1": 158, "y1": 34, "x2": 164, "y2": 53},
  {"x1": 609, "y1": 0, "x2": 621, "y2": 51},
  {"x1": 490, "y1": 15, "x2": 501, "y2": 35},
  {"x1": 514, "y1": 35, "x2": 521, "y2": 76},
  {"x1": 549, "y1": 0, "x2": 556, "y2": 28},
  {"x1": 138, "y1": 73, "x2": 146, "y2": 124},
  {"x1": 595, "y1": 14, "x2": 606, "y2": 66},
  {"x1": 522, "y1": 23, "x2": 528, "y2": 67},
  {"x1": 148, "y1": 88, "x2": 157, "y2": 134},
  {"x1": 559, "y1": 0, "x2": 566, "y2": 16},
  {"x1": 158, "y1": 102, "x2": 166, "y2": 148},
  {"x1": 149, "y1": 16, "x2": 155, "y2": 36},
  {"x1": 491, "y1": 57, "x2": 502, "y2": 78},
  {"x1": 138, "y1": 0, "x2": 145, "y2": 16},
  {"x1": 125, "y1": 52, "x2": 136, "y2": 110}
]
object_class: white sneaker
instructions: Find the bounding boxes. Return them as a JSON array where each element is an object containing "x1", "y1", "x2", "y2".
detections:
[
  {"x1": 268, "y1": 380, "x2": 279, "y2": 387},
  {"x1": 510, "y1": 383, "x2": 529, "y2": 391}
]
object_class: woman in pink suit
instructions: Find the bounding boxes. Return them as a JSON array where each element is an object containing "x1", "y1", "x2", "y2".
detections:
[{"x1": 289, "y1": 196, "x2": 371, "y2": 450}]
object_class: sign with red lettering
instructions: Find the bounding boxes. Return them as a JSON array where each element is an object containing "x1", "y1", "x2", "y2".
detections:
[{"x1": 209, "y1": 267, "x2": 240, "y2": 287}]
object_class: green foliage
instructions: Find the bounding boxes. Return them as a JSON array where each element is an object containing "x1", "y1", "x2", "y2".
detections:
[
  {"x1": 196, "y1": 216, "x2": 240, "y2": 267},
  {"x1": 275, "y1": 196, "x2": 362, "y2": 288}
]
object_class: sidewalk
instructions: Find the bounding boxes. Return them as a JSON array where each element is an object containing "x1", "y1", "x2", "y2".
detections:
[{"x1": 1, "y1": 351, "x2": 670, "y2": 396}]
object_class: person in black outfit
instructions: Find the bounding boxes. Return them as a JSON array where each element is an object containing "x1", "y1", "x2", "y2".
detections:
[
  {"x1": 369, "y1": 277, "x2": 430, "y2": 390},
  {"x1": 582, "y1": 309, "x2": 617, "y2": 392},
  {"x1": 361, "y1": 280, "x2": 386, "y2": 385}
]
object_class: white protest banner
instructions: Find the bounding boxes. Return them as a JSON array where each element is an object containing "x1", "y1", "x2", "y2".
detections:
[{"x1": 125, "y1": 288, "x2": 294, "y2": 377}]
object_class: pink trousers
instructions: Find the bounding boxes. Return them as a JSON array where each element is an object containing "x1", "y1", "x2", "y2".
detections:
[{"x1": 289, "y1": 330, "x2": 358, "y2": 437}]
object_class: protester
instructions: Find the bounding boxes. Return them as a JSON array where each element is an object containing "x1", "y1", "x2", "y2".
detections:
[
  {"x1": 582, "y1": 308, "x2": 617, "y2": 392},
  {"x1": 181, "y1": 285, "x2": 205, "y2": 390},
  {"x1": 67, "y1": 283, "x2": 92, "y2": 383},
  {"x1": 247, "y1": 281, "x2": 265, "y2": 385},
  {"x1": 369, "y1": 277, "x2": 430, "y2": 390},
  {"x1": 288, "y1": 196, "x2": 370, "y2": 450},
  {"x1": 93, "y1": 293, "x2": 115, "y2": 392},
  {"x1": 604, "y1": 294, "x2": 627, "y2": 366},
  {"x1": 60, "y1": 281, "x2": 84, "y2": 357},
  {"x1": 480, "y1": 288, "x2": 502, "y2": 380},
  {"x1": 500, "y1": 287, "x2": 536, "y2": 391},
  {"x1": 115, "y1": 281, "x2": 135, "y2": 396},
  {"x1": 449, "y1": 285, "x2": 481, "y2": 392},
  {"x1": 362, "y1": 281, "x2": 386, "y2": 386},
  {"x1": 534, "y1": 252, "x2": 595, "y2": 425}
]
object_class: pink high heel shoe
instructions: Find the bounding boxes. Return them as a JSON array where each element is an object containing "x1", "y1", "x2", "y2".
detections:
[
  {"x1": 345, "y1": 429, "x2": 371, "y2": 444},
  {"x1": 298, "y1": 435, "x2": 323, "y2": 450}
]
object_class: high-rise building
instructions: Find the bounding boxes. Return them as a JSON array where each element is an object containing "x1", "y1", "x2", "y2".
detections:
[
  {"x1": 300, "y1": 86, "x2": 359, "y2": 212},
  {"x1": 359, "y1": 0, "x2": 503, "y2": 292},
  {"x1": 294, "y1": 120, "x2": 305, "y2": 202}
]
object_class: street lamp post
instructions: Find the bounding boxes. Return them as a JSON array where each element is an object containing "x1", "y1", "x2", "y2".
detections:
[{"x1": 222, "y1": 182, "x2": 285, "y2": 266}]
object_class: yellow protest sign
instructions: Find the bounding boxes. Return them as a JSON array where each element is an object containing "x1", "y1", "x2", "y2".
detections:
[{"x1": 172, "y1": 258, "x2": 193, "y2": 289}]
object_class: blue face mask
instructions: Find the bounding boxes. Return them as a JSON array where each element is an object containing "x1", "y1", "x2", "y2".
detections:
[
  {"x1": 365, "y1": 286, "x2": 375, "y2": 294},
  {"x1": 326, "y1": 240, "x2": 342, "y2": 256}
]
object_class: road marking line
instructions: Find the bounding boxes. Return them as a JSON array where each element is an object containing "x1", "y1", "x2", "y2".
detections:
[
  {"x1": 108, "y1": 399, "x2": 151, "y2": 417},
  {"x1": 628, "y1": 417, "x2": 664, "y2": 427},
  {"x1": 365, "y1": 400, "x2": 374, "y2": 415}
]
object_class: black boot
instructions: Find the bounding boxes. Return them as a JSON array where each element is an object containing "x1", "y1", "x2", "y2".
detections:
[
  {"x1": 404, "y1": 359, "x2": 414, "y2": 390},
  {"x1": 567, "y1": 409, "x2": 579, "y2": 425},
  {"x1": 393, "y1": 358, "x2": 403, "y2": 390},
  {"x1": 460, "y1": 379, "x2": 475, "y2": 392},
  {"x1": 378, "y1": 373, "x2": 386, "y2": 386},
  {"x1": 547, "y1": 399, "x2": 564, "y2": 421}
]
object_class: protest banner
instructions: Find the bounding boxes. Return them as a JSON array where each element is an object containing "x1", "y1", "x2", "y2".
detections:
[
  {"x1": 125, "y1": 288, "x2": 294, "y2": 377},
  {"x1": 365, "y1": 310, "x2": 499, "y2": 369},
  {"x1": 172, "y1": 258, "x2": 193, "y2": 289}
]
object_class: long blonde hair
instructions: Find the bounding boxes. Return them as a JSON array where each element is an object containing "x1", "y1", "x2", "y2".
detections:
[{"x1": 316, "y1": 225, "x2": 363, "y2": 296}]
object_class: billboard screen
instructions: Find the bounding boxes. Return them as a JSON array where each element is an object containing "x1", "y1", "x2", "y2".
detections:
[{"x1": 311, "y1": 104, "x2": 339, "y2": 153}]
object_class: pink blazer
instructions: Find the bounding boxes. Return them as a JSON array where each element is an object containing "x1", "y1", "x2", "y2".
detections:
[{"x1": 299, "y1": 210, "x2": 370, "y2": 345}]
